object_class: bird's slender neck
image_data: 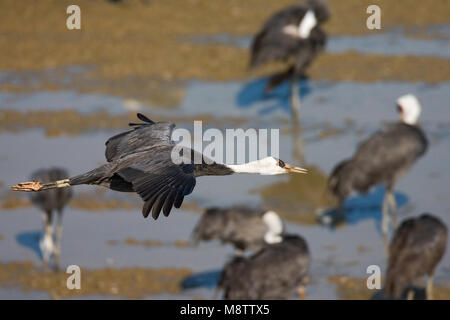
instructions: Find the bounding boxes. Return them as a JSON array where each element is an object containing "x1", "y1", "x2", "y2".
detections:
[
  {"x1": 194, "y1": 159, "x2": 282, "y2": 176},
  {"x1": 194, "y1": 162, "x2": 234, "y2": 177},
  {"x1": 226, "y1": 160, "x2": 266, "y2": 174},
  {"x1": 298, "y1": 10, "x2": 317, "y2": 38}
]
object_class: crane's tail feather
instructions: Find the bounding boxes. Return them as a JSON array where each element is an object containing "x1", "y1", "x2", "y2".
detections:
[{"x1": 11, "y1": 179, "x2": 70, "y2": 192}]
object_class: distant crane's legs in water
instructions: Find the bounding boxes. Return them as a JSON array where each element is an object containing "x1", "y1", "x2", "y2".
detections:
[
  {"x1": 297, "y1": 285, "x2": 306, "y2": 300},
  {"x1": 54, "y1": 211, "x2": 64, "y2": 271},
  {"x1": 290, "y1": 76, "x2": 301, "y2": 118},
  {"x1": 426, "y1": 273, "x2": 434, "y2": 300},
  {"x1": 212, "y1": 287, "x2": 221, "y2": 300},
  {"x1": 381, "y1": 194, "x2": 390, "y2": 256},
  {"x1": 40, "y1": 211, "x2": 54, "y2": 269},
  {"x1": 292, "y1": 113, "x2": 306, "y2": 164},
  {"x1": 386, "y1": 191, "x2": 398, "y2": 230}
]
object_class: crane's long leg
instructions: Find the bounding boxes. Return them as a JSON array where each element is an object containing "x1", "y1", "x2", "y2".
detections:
[
  {"x1": 381, "y1": 193, "x2": 390, "y2": 235},
  {"x1": 426, "y1": 273, "x2": 434, "y2": 300},
  {"x1": 297, "y1": 285, "x2": 306, "y2": 300},
  {"x1": 292, "y1": 112, "x2": 306, "y2": 164},
  {"x1": 11, "y1": 179, "x2": 70, "y2": 192},
  {"x1": 381, "y1": 193, "x2": 390, "y2": 256},
  {"x1": 40, "y1": 211, "x2": 54, "y2": 269},
  {"x1": 386, "y1": 191, "x2": 398, "y2": 230},
  {"x1": 290, "y1": 76, "x2": 301, "y2": 118},
  {"x1": 54, "y1": 210, "x2": 64, "y2": 272}
]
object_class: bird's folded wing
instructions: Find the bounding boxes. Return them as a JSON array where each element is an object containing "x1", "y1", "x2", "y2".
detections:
[
  {"x1": 105, "y1": 114, "x2": 175, "y2": 162},
  {"x1": 116, "y1": 158, "x2": 196, "y2": 220}
]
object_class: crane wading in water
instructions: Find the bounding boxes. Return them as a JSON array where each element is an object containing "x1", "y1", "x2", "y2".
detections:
[
  {"x1": 250, "y1": 0, "x2": 329, "y2": 117},
  {"x1": 12, "y1": 113, "x2": 306, "y2": 220},
  {"x1": 29, "y1": 167, "x2": 73, "y2": 270},
  {"x1": 328, "y1": 94, "x2": 428, "y2": 239}
]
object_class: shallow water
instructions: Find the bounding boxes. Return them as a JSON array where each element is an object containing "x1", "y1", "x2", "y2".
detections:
[
  {"x1": 186, "y1": 25, "x2": 450, "y2": 57},
  {"x1": 1, "y1": 29, "x2": 450, "y2": 299}
]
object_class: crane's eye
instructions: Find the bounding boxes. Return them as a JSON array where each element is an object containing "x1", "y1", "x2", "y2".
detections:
[
  {"x1": 397, "y1": 104, "x2": 403, "y2": 113},
  {"x1": 278, "y1": 159, "x2": 285, "y2": 168}
]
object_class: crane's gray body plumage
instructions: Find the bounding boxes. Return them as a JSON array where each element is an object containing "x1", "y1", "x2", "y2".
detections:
[
  {"x1": 192, "y1": 206, "x2": 279, "y2": 252},
  {"x1": 384, "y1": 213, "x2": 447, "y2": 299},
  {"x1": 219, "y1": 234, "x2": 310, "y2": 300},
  {"x1": 329, "y1": 122, "x2": 428, "y2": 204},
  {"x1": 69, "y1": 113, "x2": 232, "y2": 220},
  {"x1": 250, "y1": 0, "x2": 329, "y2": 90}
]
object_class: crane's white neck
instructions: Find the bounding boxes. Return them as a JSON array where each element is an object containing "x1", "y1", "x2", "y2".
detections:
[
  {"x1": 282, "y1": 10, "x2": 317, "y2": 39},
  {"x1": 298, "y1": 10, "x2": 317, "y2": 38},
  {"x1": 226, "y1": 157, "x2": 286, "y2": 175},
  {"x1": 262, "y1": 210, "x2": 283, "y2": 244},
  {"x1": 397, "y1": 94, "x2": 421, "y2": 125}
]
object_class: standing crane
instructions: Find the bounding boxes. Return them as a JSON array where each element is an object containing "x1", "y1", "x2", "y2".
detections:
[
  {"x1": 250, "y1": 0, "x2": 329, "y2": 116},
  {"x1": 192, "y1": 206, "x2": 284, "y2": 253},
  {"x1": 384, "y1": 213, "x2": 447, "y2": 300},
  {"x1": 29, "y1": 168, "x2": 73, "y2": 270},
  {"x1": 328, "y1": 95, "x2": 428, "y2": 236},
  {"x1": 218, "y1": 234, "x2": 310, "y2": 300}
]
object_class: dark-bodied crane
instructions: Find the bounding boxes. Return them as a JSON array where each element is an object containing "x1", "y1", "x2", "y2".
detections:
[
  {"x1": 250, "y1": 0, "x2": 329, "y2": 116},
  {"x1": 328, "y1": 94, "x2": 428, "y2": 236},
  {"x1": 12, "y1": 114, "x2": 306, "y2": 220},
  {"x1": 218, "y1": 234, "x2": 310, "y2": 300},
  {"x1": 192, "y1": 206, "x2": 284, "y2": 253},
  {"x1": 29, "y1": 168, "x2": 73, "y2": 270},
  {"x1": 384, "y1": 213, "x2": 447, "y2": 300}
]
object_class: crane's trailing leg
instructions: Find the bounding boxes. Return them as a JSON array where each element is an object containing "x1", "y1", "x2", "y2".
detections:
[
  {"x1": 40, "y1": 211, "x2": 54, "y2": 269},
  {"x1": 11, "y1": 179, "x2": 70, "y2": 191},
  {"x1": 54, "y1": 211, "x2": 64, "y2": 271},
  {"x1": 290, "y1": 76, "x2": 301, "y2": 118}
]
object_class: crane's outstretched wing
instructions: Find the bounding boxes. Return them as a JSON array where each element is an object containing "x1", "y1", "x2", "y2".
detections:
[
  {"x1": 114, "y1": 145, "x2": 197, "y2": 220},
  {"x1": 105, "y1": 113, "x2": 175, "y2": 162}
]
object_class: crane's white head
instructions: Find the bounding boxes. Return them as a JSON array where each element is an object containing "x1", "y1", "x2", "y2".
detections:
[
  {"x1": 227, "y1": 157, "x2": 307, "y2": 175},
  {"x1": 262, "y1": 210, "x2": 283, "y2": 244},
  {"x1": 396, "y1": 94, "x2": 421, "y2": 125}
]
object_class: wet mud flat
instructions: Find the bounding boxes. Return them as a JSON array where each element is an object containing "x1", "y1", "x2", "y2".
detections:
[
  {"x1": 0, "y1": 0, "x2": 450, "y2": 300},
  {"x1": 1, "y1": 78, "x2": 449, "y2": 299}
]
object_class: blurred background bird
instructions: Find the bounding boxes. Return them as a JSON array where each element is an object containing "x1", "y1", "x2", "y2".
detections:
[
  {"x1": 218, "y1": 233, "x2": 310, "y2": 299},
  {"x1": 29, "y1": 167, "x2": 73, "y2": 270},
  {"x1": 250, "y1": 0, "x2": 329, "y2": 117},
  {"x1": 192, "y1": 206, "x2": 284, "y2": 254},
  {"x1": 384, "y1": 213, "x2": 447, "y2": 300},
  {"x1": 328, "y1": 94, "x2": 428, "y2": 242}
]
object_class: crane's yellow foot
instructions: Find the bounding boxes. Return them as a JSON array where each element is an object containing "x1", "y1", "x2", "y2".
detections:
[
  {"x1": 11, "y1": 181, "x2": 42, "y2": 191},
  {"x1": 297, "y1": 286, "x2": 306, "y2": 300}
]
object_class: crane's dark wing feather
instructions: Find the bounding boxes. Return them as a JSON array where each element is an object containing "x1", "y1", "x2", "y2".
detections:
[
  {"x1": 115, "y1": 146, "x2": 196, "y2": 219},
  {"x1": 105, "y1": 113, "x2": 175, "y2": 162}
]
